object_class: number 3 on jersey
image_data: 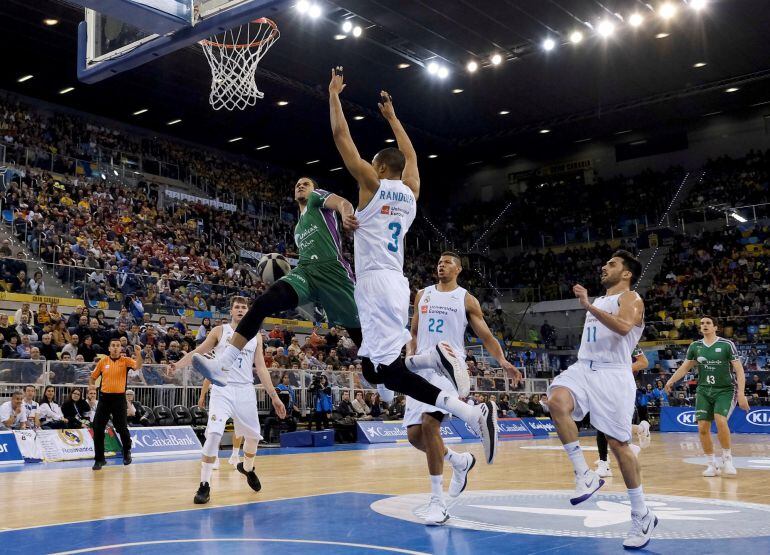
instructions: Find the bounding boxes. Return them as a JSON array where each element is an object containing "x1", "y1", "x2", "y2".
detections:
[{"x1": 387, "y1": 221, "x2": 402, "y2": 252}]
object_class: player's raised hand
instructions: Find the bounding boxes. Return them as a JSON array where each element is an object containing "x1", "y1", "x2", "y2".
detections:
[
  {"x1": 378, "y1": 91, "x2": 396, "y2": 121},
  {"x1": 738, "y1": 393, "x2": 750, "y2": 411},
  {"x1": 329, "y1": 67, "x2": 346, "y2": 95},
  {"x1": 272, "y1": 395, "x2": 287, "y2": 419},
  {"x1": 664, "y1": 380, "x2": 674, "y2": 395},
  {"x1": 501, "y1": 360, "x2": 522, "y2": 387},
  {"x1": 573, "y1": 284, "x2": 590, "y2": 308},
  {"x1": 341, "y1": 212, "x2": 359, "y2": 231}
]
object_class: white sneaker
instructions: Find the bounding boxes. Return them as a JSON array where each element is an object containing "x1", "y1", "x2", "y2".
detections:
[
  {"x1": 423, "y1": 496, "x2": 449, "y2": 525},
  {"x1": 596, "y1": 459, "x2": 612, "y2": 478},
  {"x1": 436, "y1": 342, "x2": 470, "y2": 398},
  {"x1": 721, "y1": 457, "x2": 737, "y2": 476},
  {"x1": 623, "y1": 508, "x2": 658, "y2": 549},
  {"x1": 571, "y1": 469, "x2": 604, "y2": 505},
  {"x1": 629, "y1": 444, "x2": 641, "y2": 458},
  {"x1": 637, "y1": 420, "x2": 651, "y2": 448},
  {"x1": 702, "y1": 463, "x2": 721, "y2": 477},
  {"x1": 448, "y1": 453, "x2": 476, "y2": 498},
  {"x1": 471, "y1": 401, "x2": 498, "y2": 464},
  {"x1": 192, "y1": 353, "x2": 228, "y2": 387},
  {"x1": 212, "y1": 457, "x2": 220, "y2": 470},
  {"x1": 228, "y1": 452, "x2": 241, "y2": 469}
]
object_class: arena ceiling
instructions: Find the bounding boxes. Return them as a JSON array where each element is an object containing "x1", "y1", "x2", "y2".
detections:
[{"x1": 2, "y1": 0, "x2": 770, "y2": 181}]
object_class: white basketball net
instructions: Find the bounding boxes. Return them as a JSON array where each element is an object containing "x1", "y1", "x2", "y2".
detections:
[{"x1": 200, "y1": 18, "x2": 279, "y2": 111}]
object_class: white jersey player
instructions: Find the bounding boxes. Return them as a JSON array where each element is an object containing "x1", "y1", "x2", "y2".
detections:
[
  {"x1": 546, "y1": 250, "x2": 656, "y2": 550},
  {"x1": 328, "y1": 67, "x2": 516, "y2": 465},
  {"x1": 171, "y1": 296, "x2": 286, "y2": 505},
  {"x1": 404, "y1": 253, "x2": 520, "y2": 525}
]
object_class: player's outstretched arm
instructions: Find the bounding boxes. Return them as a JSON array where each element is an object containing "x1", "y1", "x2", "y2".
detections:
[
  {"x1": 731, "y1": 358, "x2": 750, "y2": 410},
  {"x1": 406, "y1": 290, "x2": 424, "y2": 357},
  {"x1": 198, "y1": 379, "x2": 211, "y2": 409},
  {"x1": 632, "y1": 352, "x2": 649, "y2": 373},
  {"x1": 466, "y1": 293, "x2": 522, "y2": 386},
  {"x1": 378, "y1": 91, "x2": 420, "y2": 199},
  {"x1": 324, "y1": 193, "x2": 359, "y2": 231},
  {"x1": 173, "y1": 326, "x2": 223, "y2": 370},
  {"x1": 664, "y1": 359, "x2": 696, "y2": 393},
  {"x1": 328, "y1": 67, "x2": 379, "y2": 195},
  {"x1": 253, "y1": 334, "x2": 286, "y2": 419},
  {"x1": 575, "y1": 286, "x2": 643, "y2": 336}
]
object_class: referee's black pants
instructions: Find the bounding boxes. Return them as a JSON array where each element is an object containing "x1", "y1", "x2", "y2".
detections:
[{"x1": 93, "y1": 393, "x2": 132, "y2": 462}]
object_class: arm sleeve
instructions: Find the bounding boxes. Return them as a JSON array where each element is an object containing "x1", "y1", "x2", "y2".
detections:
[
  {"x1": 309, "y1": 189, "x2": 332, "y2": 208},
  {"x1": 125, "y1": 357, "x2": 138, "y2": 370},
  {"x1": 727, "y1": 340, "x2": 739, "y2": 361},
  {"x1": 91, "y1": 359, "x2": 104, "y2": 380},
  {"x1": 685, "y1": 343, "x2": 697, "y2": 361}
]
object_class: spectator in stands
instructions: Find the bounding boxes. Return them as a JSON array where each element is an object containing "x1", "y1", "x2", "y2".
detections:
[
  {"x1": 47, "y1": 302, "x2": 62, "y2": 326},
  {"x1": 748, "y1": 374, "x2": 767, "y2": 397},
  {"x1": 2, "y1": 336, "x2": 20, "y2": 359},
  {"x1": 369, "y1": 392, "x2": 386, "y2": 420},
  {"x1": 515, "y1": 393, "x2": 534, "y2": 417},
  {"x1": 77, "y1": 335, "x2": 99, "y2": 363},
  {"x1": 0, "y1": 314, "x2": 18, "y2": 343},
  {"x1": 0, "y1": 391, "x2": 28, "y2": 430},
  {"x1": 52, "y1": 320, "x2": 71, "y2": 349},
  {"x1": 61, "y1": 388, "x2": 91, "y2": 428},
  {"x1": 66, "y1": 307, "x2": 85, "y2": 329},
  {"x1": 497, "y1": 393, "x2": 513, "y2": 417},
  {"x1": 274, "y1": 347, "x2": 290, "y2": 368},
  {"x1": 28, "y1": 271, "x2": 45, "y2": 295},
  {"x1": 389, "y1": 396, "x2": 406, "y2": 419},
  {"x1": 336, "y1": 390, "x2": 356, "y2": 419},
  {"x1": 275, "y1": 373, "x2": 295, "y2": 408},
  {"x1": 125, "y1": 390, "x2": 149, "y2": 426},
  {"x1": 38, "y1": 385, "x2": 67, "y2": 429},
  {"x1": 10, "y1": 270, "x2": 28, "y2": 293},
  {"x1": 326, "y1": 349, "x2": 341, "y2": 370},
  {"x1": 310, "y1": 374, "x2": 332, "y2": 431},
  {"x1": 17, "y1": 335, "x2": 33, "y2": 359},
  {"x1": 539, "y1": 394, "x2": 550, "y2": 414},
  {"x1": 528, "y1": 393, "x2": 543, "y2": 417},
  {"x1": 21, "y1": 385, "x2": 40, "y2": 428},
  {"x1": 195, "y1": 317, "x2": 212, "y2": 343},
  {"x1": 651, "y1": 380, "x2": 669, "y2": 406},
  {"x1": 352, "y1": 391, "x2": 372, "y2": 419},
  {"x1": 85, "y1": 386, "x2": 98, "y2": 421},
  {"x1": 16, "y1": 315, "x2": 38, "y2": 342},
  {"x1": 267, "y1": 325, "x2": 284, "y2": 347},
  {"x1": 12, "y1": 304, "x2": 33, "y2": 330},
  {"x1": 62, "y1": 334, "x2": 79, "y2": 360}
]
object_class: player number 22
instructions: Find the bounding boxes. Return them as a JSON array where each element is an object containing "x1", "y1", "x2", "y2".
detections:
[
  {"x1": 387, "y1": 221, "x2": 402, "y2": 253},
  {"x1": 428, "y1": 318, "x2": 444, "y2": 333}
]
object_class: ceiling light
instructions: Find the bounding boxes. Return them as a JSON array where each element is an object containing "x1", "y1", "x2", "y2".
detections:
[
  {"x1": 655, "y1": 32, "x2": 670, "y2": 39},
  {"x1": 690, "y1": 0, "x2": 708, "y2": 11},
  {"x1": 452, "y1": 88, "x2": 464, "y2": 94},
  {"x1": 628, "y1": 13, "x2": 644, "y2": 27},
  {"x1": 467, "y1": 60, "x2": 479, "y2": 73},
  {"x1": 17, "y1": 75, "x2": 33, "y2": 83},
  {"x1": 341, "y1": 21, "x2": 353, "y2": 33},
  {"x1": 750, "y1": 100, "x2": 770, "y2": 107},
  {"x1": 499, "y1": 110, "x2": 510, "y2": 115},
  {"x1": 352, "y1": 26, "x2": 363, "y2": 38},
  {"x1": 503, "y1": 153, "x2": 517, "y2": 158},
  {"x1": 333, "y1": 34, "x2": 346, "y2": 40},
  {"x1": 569, "y1": 31, "x2": 583, "y2": 44},
  {"x1": 730, "y1": 212, "x2": 747, "y2": 223},
  {"x1": 306, "y1": 159, "x2": 320, "y2": 165},
  {"x1": 296, "y1": 1, "x2": 309, "y2": 14},
  {"x1": 614, "y1": 129, "x2": 632, "y2": 135},
  {"x1": 597, "y1": 20, "x2": 615, "y2": 38},
  {"x1": 132, "y1": 108, "x2": 148, "y2": 115},
  {"x1": 693, "y1": 62, "x2": 707, "y2": 68},
  {"x1": 228, "y1": 137, "x2": 243, "y2": 143},
  {"x1": 58, "y1": 87, "x2": 75, "y2": 95},
  {"x1": 542, "y1": 38, "x2": 556, "y2": 51},
  {"x1": 702, "y1": 111, "x2": 722, "y2": 116},
  {"x1": 428, "y1": 154, "x2": 438, "y2": 159},
  {"x1": 725, "y1": 87, "x2": 739, "y2": 93},
  {"x1": 659, "y1": 2, "x2": 678, "y2": 20},
  {"x1": 43, "y1": 18, "x2": 59, "y2": 26},
  {"x1": 539, "y1": 129, "x2": 551, "y2": 134},
  {"x1": 308, "y1": 4, "x2": 322, "y2": 18},
  {"x1": 385, "y1": 139, "x2": 395, "y2": 143},
  {"x1": 437, "y1": 66, "x2": 449, "y2": 79},
  {"x1": 277, "y1": 100, "x2": 289, "y2": 106},
  {"x1": 427, "y1": 62, "x2": 439, "y2": 75},
  {"x1": 256, "y1": 145, "x2": 270, "y2": 150},
  {"x1": 575, "y1": 137, "x2": 592, "y2": 143},
  {"x1": 166, "y1": 119, "x2": 182, "y2": 125},
  {"x1": 397, "y1": 63, "x2": 410, "y2": 69},
  {"x1": 330, "y1": 167, "x2": 343, "y2": 172},
  {"x1": 353, "y1": 115, "x2": 364, "y2": 120},
  {"x1": 490, "y1": 54, "x2": 502, "y2": 65}
]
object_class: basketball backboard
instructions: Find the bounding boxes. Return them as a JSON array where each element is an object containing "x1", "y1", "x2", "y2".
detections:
[{"x1": 74, "y1": 0, "x2": 283, "y2": 83}]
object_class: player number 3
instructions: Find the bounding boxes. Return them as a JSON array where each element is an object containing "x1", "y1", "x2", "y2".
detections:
[{"x1": 387, "y1": 221, "x2": 401, "y2": 253}]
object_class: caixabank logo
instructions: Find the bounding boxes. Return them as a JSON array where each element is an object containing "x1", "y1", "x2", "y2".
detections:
[{"x1": 747, "y1": 409, "x2": 770, "y2": 426}]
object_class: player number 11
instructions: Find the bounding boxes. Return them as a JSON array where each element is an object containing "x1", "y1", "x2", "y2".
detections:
[{"x1": 586, "y1": 326, "x2": 597, "y2": 343}]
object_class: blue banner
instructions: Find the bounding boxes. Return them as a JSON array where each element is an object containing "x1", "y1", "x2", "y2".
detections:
[
  {"x1": 660, "y1": 407, "x2": 770, "y2": 433},
  {"x1": 522, "y1": 417, "x2": 557, "y2": 437},
  {"x1": 449, "y1": 418, "x2": 478, "y2": 440},
  {"x1": 498, "y1": 418, "x2": 533, "y2": 439},
  {"x1": 127, "y1": 426, "x2": 202, "y2": 457},
  {"x1": 0, "y1": 431, "x2": 23, "y2": 465},
  {"x1": 357, "y1": 420, "x2": 460, "y2": 444}
]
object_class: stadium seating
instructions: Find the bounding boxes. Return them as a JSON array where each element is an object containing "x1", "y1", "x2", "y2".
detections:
[{"x1": 153, "y1": 405, "x2": 175, "y2": 426}]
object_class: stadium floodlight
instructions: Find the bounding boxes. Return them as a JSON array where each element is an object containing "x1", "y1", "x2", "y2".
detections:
[
  {"x1": 228, "y1": 137, "x2": 243, "y2": 143},
  {"x1": 353, "y1": 115, "x2": 364, "y2": 120},
  {"x1": 17, "y1": 75, "x2": 33, "y2": 83},
  {"x1": 597, "y1": 20, "x2": 615, "y2": 38},
  {"x1": 539, "y1": 129, "x2": 551, "y2": 134},
  {"x1": 693, "y1": 62, "x2": 707, "y2": 68},
  {"x1": 629, "y1": 13, "x2": 644, "y2": 27},
  {"x1": 428, "y1": 154, "x2": 438, "y2": 159},
  {"x1": 659, "y1": 2, "x2": 678, "y2": 20},
  {"x1": 690, "y1": 0, "x2": 707, "y2": 11},
  {"x1": 333, "y1": 34, "x2": 346, "y2": 40},
  {"x1": 490, "y1": 54, "x2": 502, "y2": 65},
  {"x1": 725, "y1": 87, "x2": 740, "y2": 93},
  {"x1": 255, "y1": 145, "x2": 270, "y2": 150},
  {"x1": 499, "y1": 110, "x2": 510, "y2": 115},
  {"x1": 569, "y1": 31, "x2": 584, "y2": 44},
  {"x1": 308, "y1": 3, "x2": 322, "y2": 18},
  {"x1": 427, "y1": 62, "x2": 439, "y2": 75},
  {"x1": 296, "y1": 0, "x2": 309, "y2": 14},
  {"x1": 132, "y1": 108, "x2": 148, "y2": 115},
  {"x1": 542, "y1": 38, "x2": 556, "y2": 51},
  {"x1": 166, "y1": 119, "x2": 182, "y2": 125},
  {"x1": 452, "y1": 88, "x2": 464, "y2": 94},
  {"x1": 467, "y1": 60, "x2": 479, "y2": 73},
  {"x1": 43, "y1": 19, "x2": 59, "y2": 26},
  {"x1": 437, "y1": 66, "x2": 449, "y2": 79},
  {"x1": 730, "y1": 212, "x2": 747, "y2": 223},
  {"x1": 352, "y1": 26, "x2": 363, "y2": 37},
  {"x1": 398, "y1": 63, "x2": 410, "y2": 69},
  {"x1": 341, "y1": 21, "x2": 353, "y2": 33},
  {"x1": 59, "y1": 87, "x2": 75, "y2": 95}
]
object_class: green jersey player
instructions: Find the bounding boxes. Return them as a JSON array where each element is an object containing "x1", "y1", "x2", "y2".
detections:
[{"x1": 665, "y1": 316, "x2": 749, "y2": 477}]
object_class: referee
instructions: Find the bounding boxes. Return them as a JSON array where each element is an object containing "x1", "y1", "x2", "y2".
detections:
[{"x1": 89, "y1": 339, "x2": 143, "y2": 470}]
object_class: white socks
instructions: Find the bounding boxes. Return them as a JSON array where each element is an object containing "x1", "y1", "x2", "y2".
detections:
[
  {"x1": 430, "y1": 475, "x2": 443, "y2": 499},
  {"x1": 628, "y1": 486, "x2": 647, "y2": 514},
  {"x1": 722, "y1": 448, "x2": 731, "y2": 460},
  {"x1": 200, "y1": 461, "x2": 215, "y2": 484},
  {"x1": 406, "y1": 351, "x2": 438, "y2": 372},
  {"x1": 220, "y1": 344, "x2": 241, "y2": 369},
  {"x1": 708, "y1": 453, "x2": 717, "y2": 465},
  {"x1": 564, "y1": 441, "x2": 590, "y2": 475},
  {"x1": 444, "y1": 448, "x2": 465, "y2": 469},
  {"x1": 435, "y1": 393, "x2": 475, "y2": 422},
  {"x1": 243, "y1": 455, "x2": 255, "y2": 472}
]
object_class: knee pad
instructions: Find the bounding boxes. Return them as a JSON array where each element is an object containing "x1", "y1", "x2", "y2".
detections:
[
  {"x1": 242, "y1": 437, "x2": 259, "y2": 456},
  {"x1": 362, "y1": 357, "x2": 384, "y2": 385},
  {"x1": 202, "y1": 432, "x2": 222, "y2": 458}
]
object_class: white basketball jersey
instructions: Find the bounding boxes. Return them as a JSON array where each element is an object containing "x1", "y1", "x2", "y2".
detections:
[
  {"x1": 215, "y1": 324, "x2": 259, "y2": 384},
  {"x1": 577, "y1": 292, "x2": 644, "y2": 366},
  {"x1": 354, "y1": 179, "x2": 416, "y2": 275},
  {"x1": 416, "y1": 285, "x2": 468, "y2": 356}
]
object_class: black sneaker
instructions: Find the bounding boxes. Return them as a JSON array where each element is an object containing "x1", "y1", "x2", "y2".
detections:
[
  {"x1": 92, "y1": 459, "x2": 106, "y2": 471},
  {"x1": 194, "y1": 482, "x2": 211, "y2": 504},
  {"x1": 123, "y1": 452, "x2": 132, "y2": 465},
  {"x1": 237, "y1": 462, "x2": 262, "y2": 492}
]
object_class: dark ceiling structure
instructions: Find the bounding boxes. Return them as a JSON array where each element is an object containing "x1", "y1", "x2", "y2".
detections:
[{"x1": 2, "y1": 0, "x2": 770, "y2": 182}]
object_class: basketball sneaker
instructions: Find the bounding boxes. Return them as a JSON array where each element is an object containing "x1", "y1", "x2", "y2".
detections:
[
  {"x1": 436, "y1": 342, "x2": 470, "y2": 398},
  {"x1": 571, "y1": 469, "x2": 604, "y2": 505},
  {"x1": 596, "y1": 459, "x2": 612, "y2": 478},
  {"x1": 194, "y1": 482, "x2": 211, "y2": 504},
  {"x1": 228, "y1": 452, "x2": 241, "y2": 468},
  {"x1": 721, "y1": 456, "x2": 737, "y2": 476},
  {"x1": 448, "y1": 452, "x2": 476, "y2": 497},
  {"x1": 237, "y1": 462, "x2": 262, "y2": 492},
  {"x1": 473, "y1": 401, "x2": 498, "y2": 464},
  {"x1": 192, "y1": 353, "x2": 228, "y2": 387},
  {"x1": 636, "y1": 420, "x2": 651, "y2": 448},
  {"x1": 423, "y1": 496, "x2": 449, "y2": 525},
  {"x1": 623, "y1": 508, "x2": 658, "y2": 549},
  {"x1": 702, "y1": 463, "x2": 721, "y2": 477}
]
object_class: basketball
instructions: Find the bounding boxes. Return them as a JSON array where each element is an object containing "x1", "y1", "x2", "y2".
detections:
[{"x1": 257, "y1": 253, "x2": 291, "y2": 284}]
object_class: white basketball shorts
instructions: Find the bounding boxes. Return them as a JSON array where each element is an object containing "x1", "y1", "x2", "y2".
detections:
[
  {"x1": 547, "y1": 360, "x2": 635, "y2": 443},
  {"x1": 355, "y1": 270, "x2": 412, "y2": 366},
  {"x1": 403, "y1": 363, "x2": 460, "y2": 428},
  {"x1": 206, "y1": 384, "x2": 262, "y2": 441}
]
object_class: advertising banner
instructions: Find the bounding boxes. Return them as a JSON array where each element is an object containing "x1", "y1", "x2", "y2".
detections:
[
  {"x1": 127, "y1": 426, "x2": 202, "y2": 457},
  {"x1": 357, "y1": 420, "x2": 460, "y2": 444},
  {"x1": 659, "y1": 407, "x2": 770, "y2": 434},
  {"x1": 0, "y1": 431, "x2": 24, "y2": 465},
  {"x1": 13, "y1": 429, "x2": 98, "y2": 462},
  {"x1": 497, "y1": 418, "x2": 534, "y2": 439},
  {"x1": 522, "y1": 417, "x2": 557, "y2": 437}
]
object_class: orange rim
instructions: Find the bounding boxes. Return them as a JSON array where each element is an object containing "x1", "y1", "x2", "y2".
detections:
[{"x1": 199, "y1": 17, "x2": 279, "y2": 49}]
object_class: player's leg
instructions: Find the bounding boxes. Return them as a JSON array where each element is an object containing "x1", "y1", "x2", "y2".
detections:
[
  {"x1": 595, "y1": 430, "x2": 612, "y2": 477},
  {"x1": 234, "y1": 386, "x2": 263, "y2": 491},
  {"x1": 696, "y1": 390, "x2": 719, "y2": 476},
  {"x1": 196, "y1": 392, "x2": 232, "y2": 503},
  {"x1": 421, "y1": 413, "x2": 450, "y2": 525},
  {"x1": 229, "y1": 435, "x2": 243, "y2": 468},
  {"x1": 714, "y1": 389, "x2": 737, "y2": 475},
  {"x1": 193, "y1": 278, "x2": 301, "y2": 385}
]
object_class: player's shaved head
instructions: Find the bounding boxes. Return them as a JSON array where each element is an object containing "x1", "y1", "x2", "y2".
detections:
[{"x1": 372, "y1": 147, "x2": 406, "y2": 176}]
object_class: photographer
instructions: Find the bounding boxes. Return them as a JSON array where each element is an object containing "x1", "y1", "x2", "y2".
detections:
[{"x1": 309, "y1": 373, "x2": 332, "y2": 431}]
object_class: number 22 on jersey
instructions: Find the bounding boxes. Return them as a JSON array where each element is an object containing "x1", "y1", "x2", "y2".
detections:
[{"x1": 428, "y1": 318, "x2": 444, "y2": 333}]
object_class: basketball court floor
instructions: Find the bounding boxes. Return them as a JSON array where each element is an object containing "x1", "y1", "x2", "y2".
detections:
[{"x1": 2, "y1": 433, "x2": 770, "y2": 554}]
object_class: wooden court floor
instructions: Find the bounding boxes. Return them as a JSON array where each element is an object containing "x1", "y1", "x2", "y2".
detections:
[{"x1": 2, "y1": 432, "x2": 769, "y2": 531}]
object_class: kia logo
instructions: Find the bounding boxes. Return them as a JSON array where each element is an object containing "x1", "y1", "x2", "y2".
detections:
[
  {"x1": 746, "y1": 409, "x2": 770, "y2": 426},
  {"x1": 676, "y1": 411, "x2": 698, "y2": 426}
]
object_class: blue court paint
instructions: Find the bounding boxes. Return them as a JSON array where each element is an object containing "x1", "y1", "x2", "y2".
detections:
[{"x1": 2, "y1": 493, "x2": 768, "y2": 555}]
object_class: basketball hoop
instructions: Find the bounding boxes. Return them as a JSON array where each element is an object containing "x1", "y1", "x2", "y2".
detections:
[{"x1": 199, "y1": 17, "x2": 279, "y2": 111}]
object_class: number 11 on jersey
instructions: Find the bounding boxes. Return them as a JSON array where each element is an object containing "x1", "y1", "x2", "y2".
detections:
[{"x1": 586, "y1": 326, "x2": 597, "y2": 343}]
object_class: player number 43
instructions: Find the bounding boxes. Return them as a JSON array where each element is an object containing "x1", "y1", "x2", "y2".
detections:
[{"x1": 706, "y1": 375, "x2": 716, "y2": 385}]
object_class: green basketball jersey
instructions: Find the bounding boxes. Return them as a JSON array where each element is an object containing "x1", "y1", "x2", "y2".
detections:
[
  {"x1": 685, "y1": 337, "x2": 739, "y2": 390},
  {"x1": 294, "y1": 189, "x2": 343, "y2": 265}
]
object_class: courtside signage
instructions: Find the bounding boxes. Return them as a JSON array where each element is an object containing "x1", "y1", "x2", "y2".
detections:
[
  {"x1": 497, "y1": 418, "x2": 533, "y2": 439},
  {"x1": 661, "y1": 407, "x2": 770, "y2": 434},
  {"x1": 0, "y1": 431, "x2": 23, "y2": 465},
  {"x1": 523, "y1": 417, "x2": 557, "y2": 437},
  {"x1": 128, "y1": 426, "x2": 202, "y2": 457},
  {"x1": 357, "y1": 421, "x2": 460, "y2": 444}
]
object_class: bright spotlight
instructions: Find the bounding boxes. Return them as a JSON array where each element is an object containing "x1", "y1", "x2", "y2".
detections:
[
  {"x1": 427, "y1": 62, "x2": 439, "y2": 75},
  {"x1": 725, "y1": 87, "x2": 739, "y2": 93},
  {"x1": 628, "y1": 13, "x2": 644, "y2": 27},
  {"x1": 341, "y1": 21, "x2": 353, "y2": 33},
  {"x1": 542, "y1": 38, "x2": 556, "y2": 51},
  {"x1": 352, "y1": 26, "x2": 362, "y2": 37},
  {"x1": 490, "y1": 53, "x2": 502, "y2": 65},
  {"x1": 659, "y1": 2, "x2": 678, "y2": 20},
  {"x1": 569, "y1": 31, "x2": 583, "y2": 44},
  {"x1": 597, "y1": 20, "x2": 615, "y2": 38},
  {"x1": 467, "y1": 60, "x2": 479, "y2": 73},
  {"x1": 296, "y1": 0, "x2": 309, "y2": 13},
  {"x1": 730, "y1": 212, "x2": 747, "y2": 223},
  {"x1": 690, "y1": 0, "x2": 707, "y2": 11},
  {"x1": 437, "y1": 66, "x2": 449, "y2": 79},
  {"x1": 308, "y1": 3, "x2": 322, "y2": 18}
]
